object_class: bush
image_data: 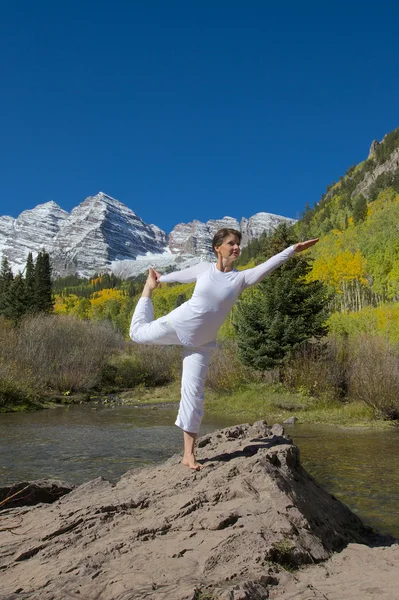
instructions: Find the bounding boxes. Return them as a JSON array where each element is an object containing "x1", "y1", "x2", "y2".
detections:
[
  {"x1": 0, "y1": 376, "x2": 39, "y2": 409},
  {"x1": 0, "y1": 314, "x2": 124, "y2": 395},
  {"x1": 283, "y1": 339, "x2": 348, "y2": 400},
  {"x1": 347, "y1": 335, "x2": 399, "y2": 419},
  {"x1": 206, "y1": 341, "x2": 255, "y2": 394},
  {"x1": 107, "y1": 344, "x2": 181, "y2": 389}
]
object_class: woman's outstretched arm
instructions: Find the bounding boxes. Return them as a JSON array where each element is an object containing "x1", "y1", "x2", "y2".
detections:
[
  {"x1": 241, "y1": 238, "x2": 319, "y2": 288},
  {"x1": 158, "y1": 261, "x2": 211, "y2": 284}
]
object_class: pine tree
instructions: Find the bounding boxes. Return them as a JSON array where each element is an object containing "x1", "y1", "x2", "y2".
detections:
[
  {"x1": 2, "y1": 274, "x2": 27, "y2": 324},
  {"x1": 234, "y1": 224, "x2": 329, "y2": 372},
  {"x1": 24, "y1": 252, "x2": 36, "y2": 313},
  {"x1": 0, "y1": 256, "x2": 14, "y2": 316},
  {"x1": 352, "y1": 195, "x2": 368, "y2": 224},
  {"x1": 34, "y1": 251, "x2": 53, "y2": 313}
]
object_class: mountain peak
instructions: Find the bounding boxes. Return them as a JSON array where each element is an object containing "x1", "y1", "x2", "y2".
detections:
[{"x1": 0, "y1": 193, "x2": 296, "y2": 277}]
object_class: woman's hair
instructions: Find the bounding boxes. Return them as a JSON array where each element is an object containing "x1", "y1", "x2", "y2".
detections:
[{"x1": 212, "y1": 228, "x2": 242, "y2": 255}]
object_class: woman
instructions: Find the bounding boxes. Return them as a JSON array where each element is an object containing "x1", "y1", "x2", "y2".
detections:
[{"x1": 130, "y1": 228, "x2": 318, "y2": 470}]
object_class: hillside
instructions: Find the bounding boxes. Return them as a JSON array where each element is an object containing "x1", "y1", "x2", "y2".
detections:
[
  {"x1": 239, "y1": 128, "x2": 399, "y2": 315},
  {"x1": 297, "y1": 128, "x2": 399, "y2": 311}
]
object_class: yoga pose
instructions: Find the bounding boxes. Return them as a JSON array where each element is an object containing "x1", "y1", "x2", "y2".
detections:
[{"x1": 130, "y1": 228, "x2": 318, "y2": 470}]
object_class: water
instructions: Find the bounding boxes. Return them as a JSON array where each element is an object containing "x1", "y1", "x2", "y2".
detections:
[{"x1": 1, "y1": 405, "x2": 398, "y2": 538}]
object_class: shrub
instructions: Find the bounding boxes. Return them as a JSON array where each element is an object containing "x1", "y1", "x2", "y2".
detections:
[
  {"x1": 115, "y1": 344, "x2": 181, "y2": 388},
  {"x1": 14, "y1": 314, "x2": 123, "y2": 392},
  {"x1": 206, "y1": 341, "x2": 255, "y2": 394},
  {"x1": 347, "y1": 335, "x2": 399, "y2": 419},
  {"x1": 283, "y1": 339, "x2": 348, "y2": 400}
]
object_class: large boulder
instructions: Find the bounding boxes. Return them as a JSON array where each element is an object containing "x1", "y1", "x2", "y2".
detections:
[{"x1": 0, "y1": 422, "x2": 396, "y2": 600}]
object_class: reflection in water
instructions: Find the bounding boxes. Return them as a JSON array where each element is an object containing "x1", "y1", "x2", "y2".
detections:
[{"x1": 0, "y1": 405, "x2": 398, "y2": 538}]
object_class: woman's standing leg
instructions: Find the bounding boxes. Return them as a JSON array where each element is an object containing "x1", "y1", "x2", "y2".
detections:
[{"x1": 176, "y1": 347, "x2": 212, "y2": 470}]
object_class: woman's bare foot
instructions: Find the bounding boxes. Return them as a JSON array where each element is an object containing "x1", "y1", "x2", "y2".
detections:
[
  {"x1": 182, "y1": 454, "x2": 203, "y2": 471},
  {"x1": 182, "y1": 431, "x2": 203, "y2": 470}
]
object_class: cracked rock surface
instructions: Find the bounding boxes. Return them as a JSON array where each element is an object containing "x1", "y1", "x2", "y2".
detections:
[{"x1": 0, "y1": 421, "x2": 397, "y2": 600}]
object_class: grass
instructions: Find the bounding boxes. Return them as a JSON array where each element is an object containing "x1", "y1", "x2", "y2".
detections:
[
  {"x1": 203, "y1": 382, "x2": 390, "y2": 428},
  {"x1": 2, "y1": 377, "x2": 394, "y2": 430},
  {"x1": 118, "y1": 381, "x2": 182, "y2": 405}
]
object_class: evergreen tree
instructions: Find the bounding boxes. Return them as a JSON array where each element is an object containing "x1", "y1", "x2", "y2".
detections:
[
  {"x1": 234, "y1": 224, "x2": 328, "y2": 372},
  {"x1": 0, "y1": 256, "x2": 14, "y2": 316},
  {"x1": 2, "y1": 274, "x2": 27, "y2": 324},
  {"x1": 24, "y1": 252, "x2": 36, "y2": 313},
  {"x1": 34, "y1": 251, "x2": 53, "y2": 313},
  {"x1": 352, "y1": 195, "x2": 368, "y2": 224}
]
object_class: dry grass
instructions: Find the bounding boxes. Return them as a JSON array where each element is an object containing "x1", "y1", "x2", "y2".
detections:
[
  {"x1": 347, "y1": 335, "x2": 399, "y2": 419},
  {"x1": 206, "y1": 341, "x2": 257, "y2": 394}
]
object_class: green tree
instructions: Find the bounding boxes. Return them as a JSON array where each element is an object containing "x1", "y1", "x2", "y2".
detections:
[
  {"x1": 0, "y1": 256, "x2": 14, "y2": 316},
  {"x1": 34, "y1": 251, "x2": 53, "y2": 313},
  {"x1": 24, "y1": 252, "x2": 36, "y2": 313},
  {"x1": 2, "y1": 274, "x2": 27, "y2": 324},
  {"x1": 76, "y1": 297, "x2": 91, "y2": 319},
  {"x1": 352, "y1": 195, "x2": 368, "y2": 224},
  {"x1": 234, "y1": 225, "x2": 328, "y2": 373}
]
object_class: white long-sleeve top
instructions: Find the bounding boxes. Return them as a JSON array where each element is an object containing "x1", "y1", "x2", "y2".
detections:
[{"x1": 157, "y1": 245, "x2": 296, "y2": 348}]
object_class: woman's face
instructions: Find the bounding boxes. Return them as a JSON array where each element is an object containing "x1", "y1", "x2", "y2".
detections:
[{"x1": 215, "y1": 234, "x2": 241, "y2": 261}]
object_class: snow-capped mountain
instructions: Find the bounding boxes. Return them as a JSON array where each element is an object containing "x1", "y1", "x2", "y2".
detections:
[
  {"x1": 50, "y1": 193, "x2": 167, "y2": 276},
  {"x1": 0, "y1": 192, "x2": 296, "y2": 278},
  {"x1": 0, "y1": 202, "x2": 69, "y2": 273}
]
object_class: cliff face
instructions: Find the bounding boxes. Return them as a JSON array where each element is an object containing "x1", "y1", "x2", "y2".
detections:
[
  {"x1": 0, "y1": 421, "x2": 395, "y2": 600},
  {"x1": 354, "y1": 146, "x2": 399, "y2": 198}
]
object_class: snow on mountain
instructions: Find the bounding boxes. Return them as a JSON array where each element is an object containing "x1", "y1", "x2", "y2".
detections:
[
  {"x1": 50, "y1": 192, "x2": 168, "y2": 277},
  {"x1": 1, "y1": 202, "x2": 68, "y2": 272},
  {"x1": 167, "y1": 213, "x2": 296, "y2": 260},
  {"x1": 240, "y1": 212, "x2": 297, "y2": 247},
  {"x1": 0, "y1": 192, "x2": 296, "y2": 277},
  {"x1": 0, "y1": 216, "x2": 16, "y2": 255}
]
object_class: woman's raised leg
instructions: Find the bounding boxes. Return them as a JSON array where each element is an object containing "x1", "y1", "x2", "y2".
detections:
[{"x1": 129, "y1": 269, "x2": 179, "y2": 345}]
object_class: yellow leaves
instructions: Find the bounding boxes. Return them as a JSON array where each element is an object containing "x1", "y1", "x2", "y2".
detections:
[
  {"x1": 54, "y1": 289, "x2": 126, "y2": 319},
  {"x1": 328, "y1": 303, "x2": 399, "y2": 343},
  {"x1": 54, "y1": 294, "x2": 80, "y2": 314},
  {"x1": 90, "y1": 288, "x2": 125, "y2": 305},
  {"x1": 308, "y1": 249, "x2": 368, "y2": 293},
  {"x1": 90, "y1": 276, "x2": 103, "y2": 285}
]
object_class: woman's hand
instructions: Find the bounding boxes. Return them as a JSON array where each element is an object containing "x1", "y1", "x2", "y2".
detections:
[
  {"x1": 152, "y1": 268, "x2": 162, "y2": 282},
  {"x1": 293, "y1": 238, "x2": 319, "y2": 253}
]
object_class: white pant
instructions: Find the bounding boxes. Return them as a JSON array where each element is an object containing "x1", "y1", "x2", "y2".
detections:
[{"x1": 130, "y1": 298, "x2": 212, "y2": 433}]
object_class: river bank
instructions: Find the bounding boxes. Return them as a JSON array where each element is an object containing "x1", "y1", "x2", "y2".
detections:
[{"x1": 3, "y1": 381, "x2": 396, "y2": 429}]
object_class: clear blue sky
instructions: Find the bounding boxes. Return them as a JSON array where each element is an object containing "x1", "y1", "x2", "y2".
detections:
[{"x1": 1, "y1": 1, "x2": 398, "y2": 233}]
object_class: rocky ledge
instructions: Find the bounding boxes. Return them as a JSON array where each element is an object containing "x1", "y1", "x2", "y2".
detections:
[{"x1": 0, "y1": 422, "x2": 397, "y2": 600}]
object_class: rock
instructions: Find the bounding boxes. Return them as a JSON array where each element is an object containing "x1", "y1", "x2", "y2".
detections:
[
  {"x1": 283, "y1": 416, "x2": 298, "y2": 425},
  {"x1": 368, "y1": 139, "x2": 380, "y2": 158},
  {"x1": 354, "y1": 145, "x2": 399, "y2": 198},
  {"x1": 271, "y1": 423, "x2": 284, "y2": 437},
  {"x1": 0, "y1": 480, "x2": 74, "y2": 510},
  {"x1": 0, "y1": 423, "x2": 396, "y2": 600}
]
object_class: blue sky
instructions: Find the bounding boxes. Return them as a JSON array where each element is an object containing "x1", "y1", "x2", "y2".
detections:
[{"x1": 1, "y1": 1, "x2": 398, "y2": 233}]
